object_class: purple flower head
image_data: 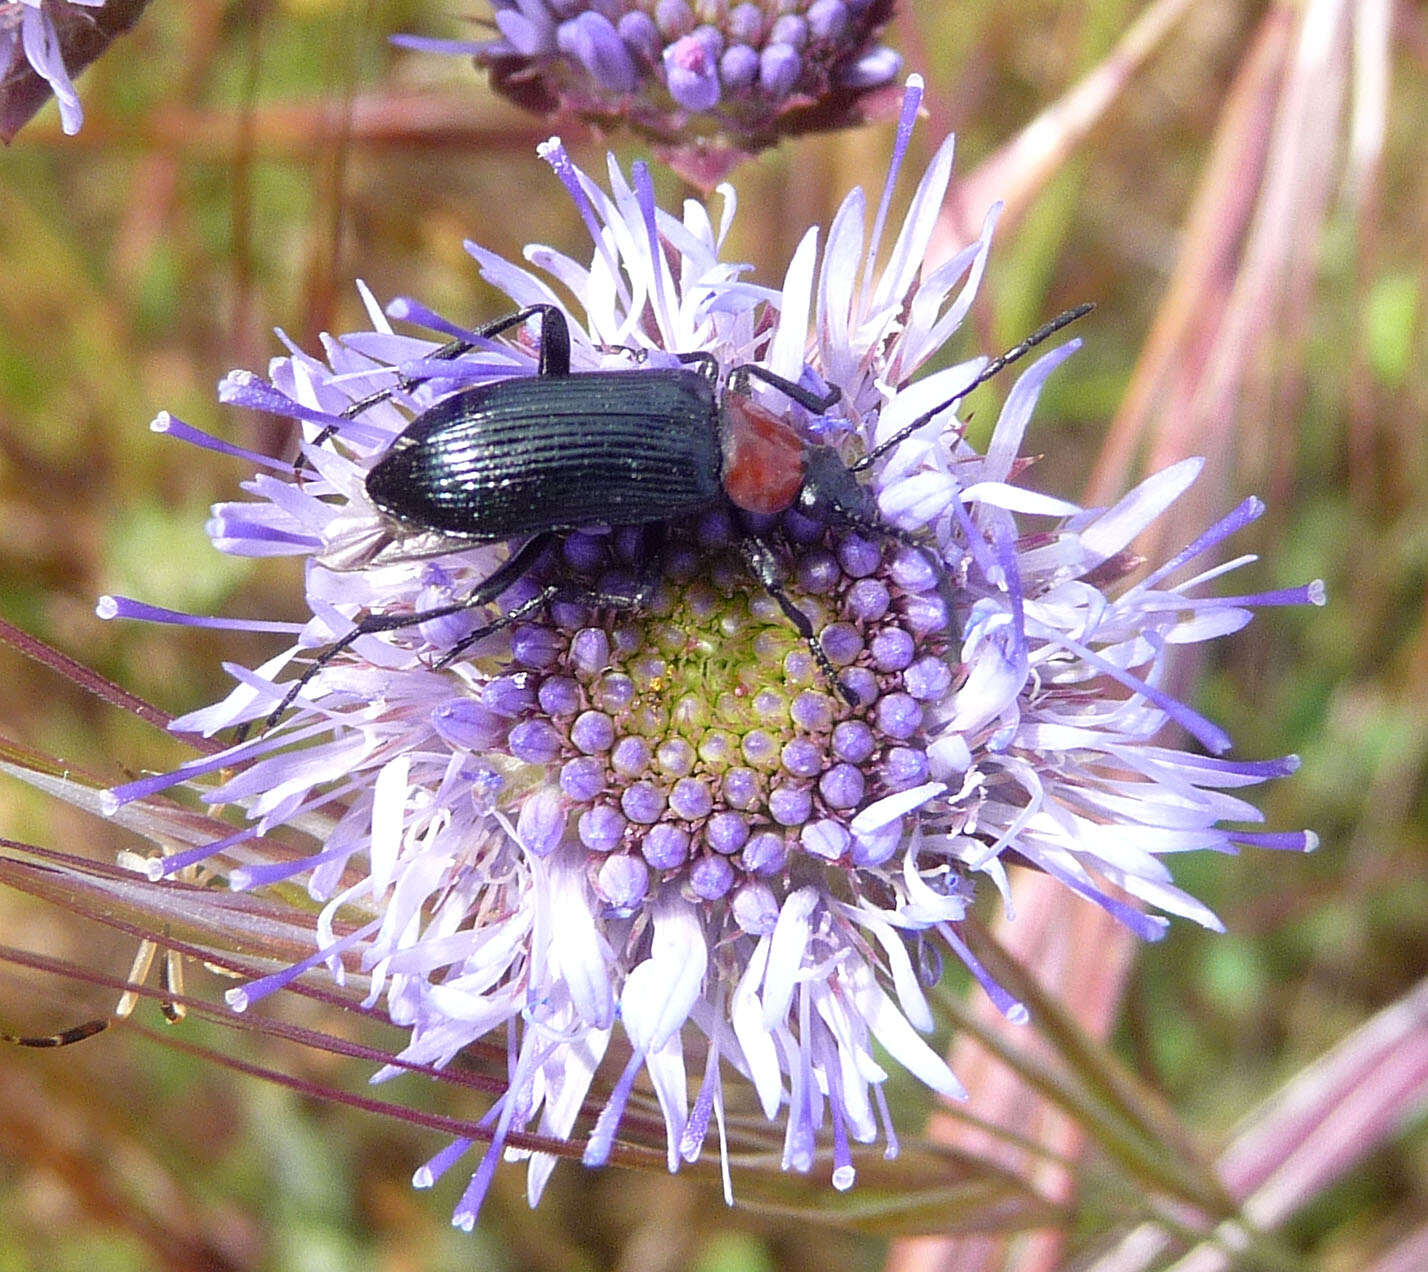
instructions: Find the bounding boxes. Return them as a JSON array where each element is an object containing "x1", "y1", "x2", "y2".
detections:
[
  {"x1": 104, "y1": 78, "x2": 1322, "y2": 1226},
  {"x1": 393, "y1": 0, "x2": 903, "y2": 188},
  {"x1": 1, "y1": 0, "x2": 108, "y2": 137}
]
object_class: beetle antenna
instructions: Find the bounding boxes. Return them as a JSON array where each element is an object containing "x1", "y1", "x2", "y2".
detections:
[{"x1": 852, "y1": 302, "x2": 1093, "y2": 474}]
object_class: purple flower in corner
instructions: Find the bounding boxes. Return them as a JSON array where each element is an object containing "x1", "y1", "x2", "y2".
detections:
[
  {"x1": 101, "y1": 77, "x2": 1322, "y2": 1228},
  {"x1": 395, "y1": 0, "x2": 903, "y2": 187},
  {"x1": 1, "y1": 0, "x2": 149, "y2": 140}
]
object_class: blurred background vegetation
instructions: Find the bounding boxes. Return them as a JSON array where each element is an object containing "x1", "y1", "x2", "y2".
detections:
[{"x1": 0, "y1": 1, "x2": 1423, "y2": 1269}]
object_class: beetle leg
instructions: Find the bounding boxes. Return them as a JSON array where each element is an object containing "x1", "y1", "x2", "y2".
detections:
[
  {"x1": 258, "y1": 532, "x2": 555, "y2": 732},
  {"x1": 430, "y1": 584, "x2": 560, "y2": 670},
  {"x1": 727, "y1": 364, "x2": 841, "y2": 414},
  {"x1": 558, "y1": 523, "x2": 667, "y2": 612},
  {"x1": 305, "y1": 304, "x2": 574, "y2": 456},
  {"x1": 675, "y1": 351, "x2": 720, "y2": 382},
  {"x1": 739, "y1": 537, "x2": 860, "y2": 706},
  {"x1": 828, "y1": 509, "x2": 963, "y2": 647}
]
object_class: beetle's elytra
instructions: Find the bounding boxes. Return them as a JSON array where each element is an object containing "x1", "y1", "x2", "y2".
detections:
[{"x1": 260, "y1": 301, "x2": 1092, "y2": 732}]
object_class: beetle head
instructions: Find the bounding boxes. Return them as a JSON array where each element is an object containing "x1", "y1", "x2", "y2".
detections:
[{"x1": 797, "y1": 446, "x2": 877, "y2": 526}]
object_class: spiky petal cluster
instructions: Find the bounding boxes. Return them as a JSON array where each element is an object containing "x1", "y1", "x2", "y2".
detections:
[
  {"x1": 1, "y1": 0, "x2": 105, "y2": 135},
  {"x1": 103, "y1": 77, "x2": 1320, "y2": 1226},
  {"x1": 397, "y1": 0, "x2": 901, "y2": 186}
]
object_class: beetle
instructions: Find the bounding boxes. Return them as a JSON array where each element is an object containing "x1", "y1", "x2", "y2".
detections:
[{"x1": 260, "y1": 301, "x2": 1092, "y2": 731}]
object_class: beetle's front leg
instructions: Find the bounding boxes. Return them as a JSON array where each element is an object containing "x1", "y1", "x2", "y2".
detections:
[{"x1": 739, "y1": 536, "x2": 859, "y2": 706}]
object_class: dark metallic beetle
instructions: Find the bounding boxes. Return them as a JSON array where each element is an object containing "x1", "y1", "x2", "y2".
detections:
[{"x1": 262, "y1": 302, "x2": 1091, "y2": 730}]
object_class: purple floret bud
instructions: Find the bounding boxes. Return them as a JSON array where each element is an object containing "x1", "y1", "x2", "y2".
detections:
[
  {"x1": 560, "y1": 756, "x2": 605, "y2": 802},
  {"x1": 768, "y1": 14, "x2": 808, "y2": 50},
  {"x1": 831, "y1": 719, "x2": 875, "y2": 763},
  {"x1": 656, "y1": 738, "x2": 696, "y2": 776},
  {"x1": 617, "y1": 10, "x2": 661, "y2": 63},
  {"x1": 718, "y1": 44, "x2": 759, "y2": 93},
  {"x1": 890, "y1": 545, "x2": 938, "y2": 592},
  {"x1": 537, "y1": 675, "x2": 582, "y2": 717},
  {"x1": 509, "y1": 720, "x2": 563, "y2": 764},
  {"x1": 795, "y1": 547, "x2": 840, "y2": 594},
  {"x1": 839, "y1": 44, "x2": 903, "y2": 88},
  {"x1": 904, "y1": 654, "x2": 954, "y2": 701},
  {"x1": 669, "y1": 777, "x2": 713, "y2": 821},
  {"x1": 654, "y1": 0, "x2": 695, "y2": 40},
  {"x1": 741, "y1": 729, "x2": 779, "y2": 769},
  {"x1": 839, "y1": 666, "x2": 878, "y2": 707},
  {"x1": 742, "y1": 831, "x2": 788, "y2": 876},
  {"x1": 732, "y1": 882, "x2": 780, "y2": 935},
  {"x1": 706, "y1": 811, "x2": 749, "y2": 854},
  {"x1": 494, "y1": 4, "x2": 557, "y2": 56},
  {"x1": 689, "y1": 853, "x2": 734, "y2": 900},
  {"x1": 759, "y1": 43, "x2": 801, "y2": 97},
  {"x1": 596, "y1": 853, "x2": 650, "y2": 908},
  {"x1": 611, "y1": 735, "x2": 652, "y2": 777},
  {"x1": 876, "y1": 692, "x2": 923, "y2": 740},
  {"x1": 819, "y1": 762, "x2": 865, "y2": 810},
  {"x1": 780, "y1": 738, "x2": 823, "y2": 778},
  {"x1": 665, "y1": 34, "x2": 722, "y2": 111},
  {"x1": 723, "y1": 767, "x2": 760, "y2": 809},
  {"x1": 571, "y1": 710, "x2": 616, "y2": 754},
  {"x1": 883, "y1": 747, "x2": 930, "y2": 790},
  {"x1": 568, "y1": 627, "x2": 611, "y2": 676},
  {"x1": 431, "y1": 699, "x2": 504, "y2": 751},
  {"x1": 790, "y1": 689, "x2": 833, "y2": 732},
  {"x1": 512, "y1": 625, "x2": 562, "y2": 669},
  {"x1": 837, "y1": 533, "x2": 882, "y2": 578},
  {"x1": 620, "y1": 781, "x2": 667, "y2": 824},
  {"x1": 484, "y1": 673, "x2": 536, "y2": 717},
  {"x1": 726, "y1": 2, "x2": 764, "y2": 43},
  {"x1": 819, "y1": 622, "x2": 863, "y2": 666},
  {"x1": 870, "y1": 626, "x2": 915, "y2": 672},
  {"x1": 802, "y1": 818, "x2": 850, "y2": 861},
  {"x1": 578, "y1": 804, "x2": 626, "y2": 852},
  {"x1": 769, "y1": 785, "x2": 812, "y2": 826},
  {"x1": 903, "y1": 593, "x2": 949, "y2": 639},
  {"x1": 594, "y1": 672, "x2": 635, "y2": 712},
  {"x1": 517, "y1": 788, "x2": 566, "y2": 857},
  {"x1": 807, "y1": 0, "x2": 849, "y2": 40},
  {"x1": 557, "y1": 9, "x2": 638, "y2": 92},
  {"x1": 846, "y1": 577, "x2": 891, "y2": 621},
  {"x1": 642, "y1": 823, "x2": 690, "y2": 870}
]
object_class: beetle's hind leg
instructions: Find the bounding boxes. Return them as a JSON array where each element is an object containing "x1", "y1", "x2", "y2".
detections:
[{"x1": 256, "y1": 532, "x2": 556, "y2": 733}]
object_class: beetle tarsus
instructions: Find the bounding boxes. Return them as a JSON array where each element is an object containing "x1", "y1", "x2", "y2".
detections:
[
  {"x1": 739, "y1": 537, "x2": 860, "y2": 707},
  {"x1": 260, "y1": 532, "x2": 555, "y2": 732}
]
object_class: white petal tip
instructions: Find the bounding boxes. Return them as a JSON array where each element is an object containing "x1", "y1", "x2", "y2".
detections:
[
  {"x1": 95, "y1": 595, "x2": 118, "y2": 620},
  {"x1": 149, "y1": 411, "x2": 173, "y2": 434},
  {"x1": 224, "y1": 988, "x2": 250, "y2": 1014}
]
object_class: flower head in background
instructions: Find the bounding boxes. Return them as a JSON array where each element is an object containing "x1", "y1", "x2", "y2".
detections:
[
  {"x1": 0, "y1": 0, "x2": 150, "y2": 141},
  {"x1": 398, "y1": 0, "x2": 902, "y2": 187},
  {"x1": 103, "y1": 77, "x2": 1321, "y2": 1227}
]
